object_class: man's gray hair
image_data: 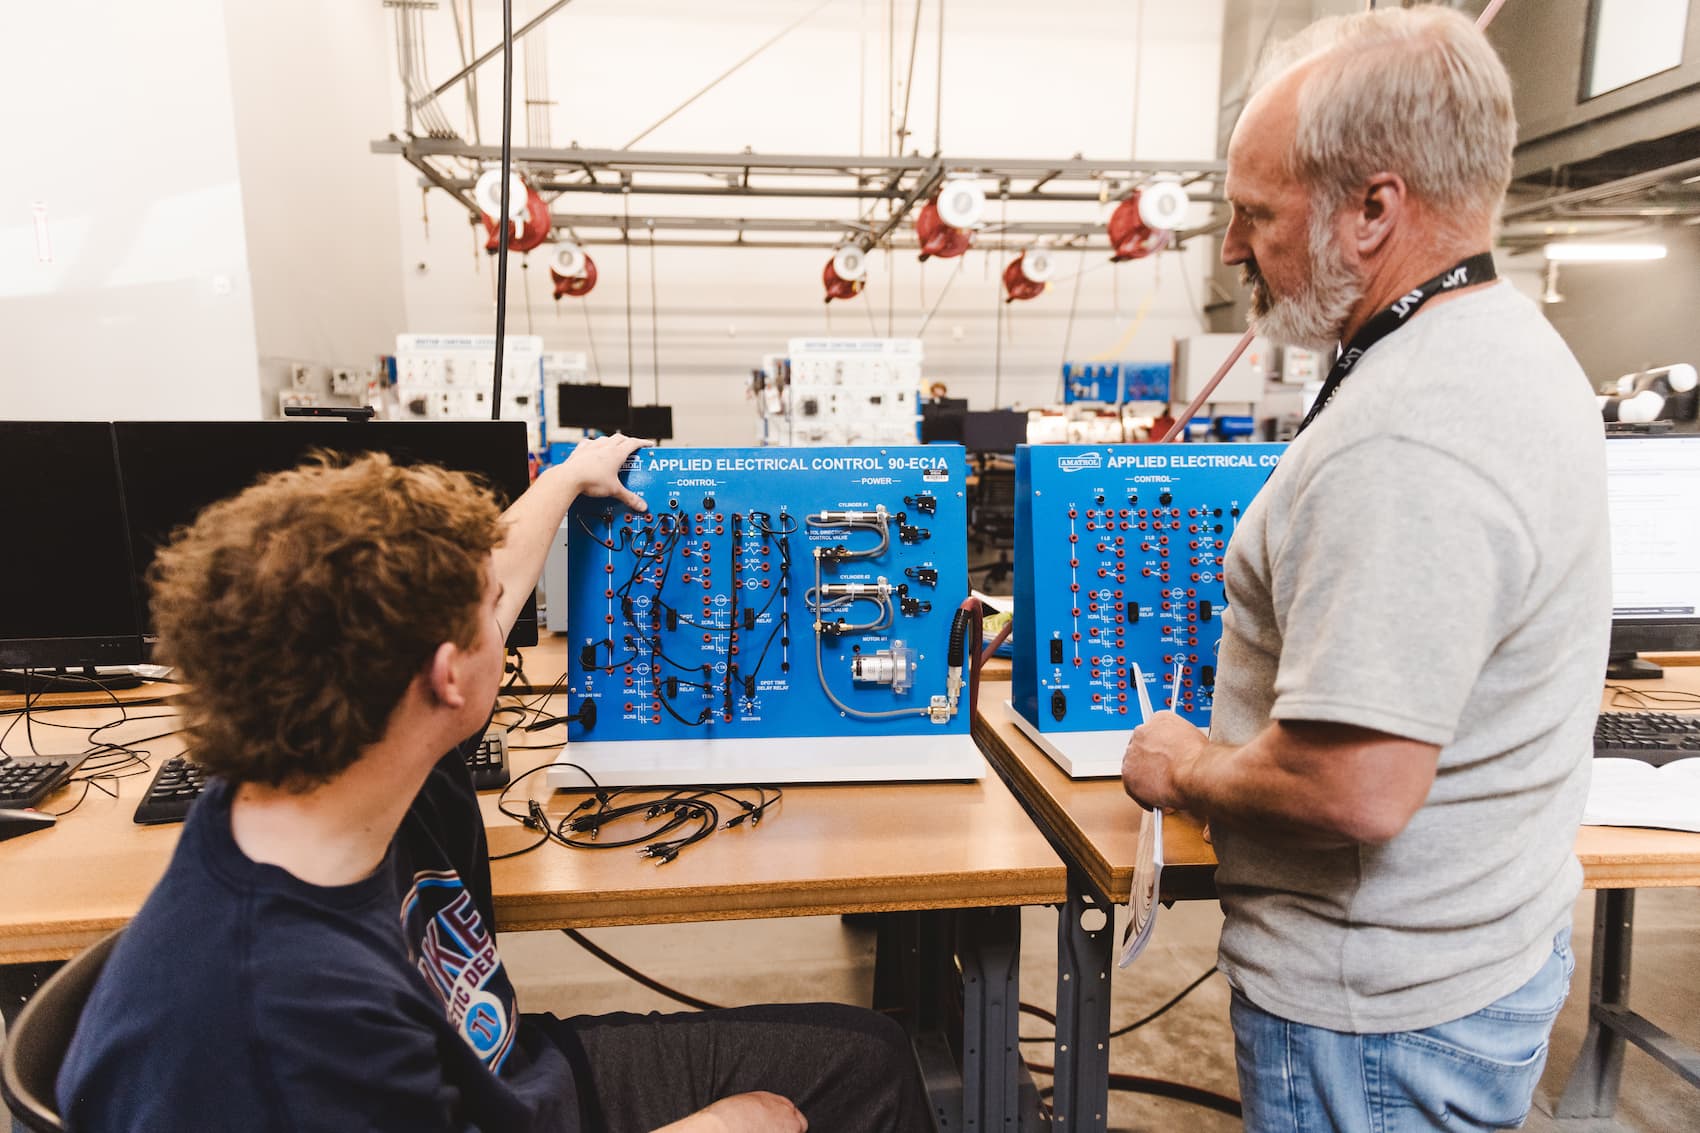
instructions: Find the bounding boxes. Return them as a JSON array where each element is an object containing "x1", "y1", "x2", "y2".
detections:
[{"x1": 1255, "y1": 5, "x2": 1516, "y2": 233}]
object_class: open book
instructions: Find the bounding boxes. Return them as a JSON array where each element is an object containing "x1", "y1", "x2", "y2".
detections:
[{"x1": 1583, "y1": 757, "x2": 1700, "y2": 833}]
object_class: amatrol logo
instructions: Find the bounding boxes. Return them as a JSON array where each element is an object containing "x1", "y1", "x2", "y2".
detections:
[{"x1": 1057, "y1": 452, "x2": 1103, "y2": 473}]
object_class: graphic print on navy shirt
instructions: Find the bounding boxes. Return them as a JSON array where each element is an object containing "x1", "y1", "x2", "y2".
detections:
[{"x1": 401, "y1": 868, "x2": 520, "y2": 1071}]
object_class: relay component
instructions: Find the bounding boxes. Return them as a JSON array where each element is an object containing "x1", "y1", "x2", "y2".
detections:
[{"x1": 1012, "y1": 443, "x2": 1286, "y2": 735}]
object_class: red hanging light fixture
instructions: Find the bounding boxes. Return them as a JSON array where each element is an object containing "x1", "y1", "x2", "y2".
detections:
[
  {"x1": 1108, "y1": 182, "x2": 1190, "y2": 263},
  {"x1": 476, "y1": 169, "x2": 552, "y2": 255},
  {"x1": 1002, "y1": 248, "x2": 1056, "y2": 302},
  {"x1": 549, "y1": 242, "x2": 598, "y2": 299},
  {"x1": 823, "y1": 244, "x2": 867, "y2": 303},
  {"x1": 915, "y1": 197, "x2": 974, "y2": 261}
]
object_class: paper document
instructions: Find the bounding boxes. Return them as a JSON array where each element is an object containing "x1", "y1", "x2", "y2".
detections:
[
  {"x1": 1583, "y1": 757, "x2": 1700, "y2": 833},
  {"x1": 1119, "y1": 663, "x2": 1166, "y2": 968}
]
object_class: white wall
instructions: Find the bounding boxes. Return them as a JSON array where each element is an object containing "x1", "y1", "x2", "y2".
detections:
[
  {"x1": 0, "y1": 1, "x2": 262, "y2": 420},
  {"x1": 223, "y1": 0, "x2": 409, "y2": 414},
  {"x1": 391, "y1": 0, "x2": 1227, "y2": 444}
]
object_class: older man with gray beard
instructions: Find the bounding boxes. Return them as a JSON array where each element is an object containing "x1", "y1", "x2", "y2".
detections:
[{"x1": 1120, "y1": 7, "x2": 1611, "y2": 1132}]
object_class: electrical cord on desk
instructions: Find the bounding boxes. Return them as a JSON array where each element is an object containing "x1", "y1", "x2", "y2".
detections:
[
  {"x1": 1606, "y1": 683, "x2": 1700, "y2": 710},
  {"x1": 491, "y1": 763, "x2": 780, "y2": 863},
  {"x1": 2, "y1": 672, "x2": 176, "y2": 764}
]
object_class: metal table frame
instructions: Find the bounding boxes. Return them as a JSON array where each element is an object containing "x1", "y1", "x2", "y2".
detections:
[{"x1": 1555, "y1": 888, "x2": 1700, "y2": 1120}]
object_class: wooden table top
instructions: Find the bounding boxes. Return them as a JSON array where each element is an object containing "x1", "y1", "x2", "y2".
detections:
[
  {"x1": 0, "y1": 699, "x2": 1064, "y2": 964},
  {"x1": 974, "y1": 661, "x2": 1700, "y2": 903}
]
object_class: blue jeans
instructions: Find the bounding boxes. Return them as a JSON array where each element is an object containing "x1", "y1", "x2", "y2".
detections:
[{"x1": 1231, "y1": 929, "x2": 1575, "y2": 1132}]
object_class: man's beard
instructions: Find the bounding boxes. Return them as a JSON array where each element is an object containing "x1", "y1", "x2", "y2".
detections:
[{"x1": 1242, "y1": 210, "x2": 1363, "y2": 352}]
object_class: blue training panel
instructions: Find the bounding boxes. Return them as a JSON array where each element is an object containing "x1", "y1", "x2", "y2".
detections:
[
  {"x1": 566, "y1": 446, "x2": 971, "y2": 743},
  {"x1": 1013, "y1": 443, "x2": 1285, "y2": 732},
  {"x1": 1060, "y1": 361, "x2": 1172, "y2": 404}
]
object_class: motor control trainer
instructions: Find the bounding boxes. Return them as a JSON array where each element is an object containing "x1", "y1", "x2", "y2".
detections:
[
  {"x1": 548, "y1": 446, "x2": 984, "y2": 787},
  {"x1": 1011, "y1": 442, "x2": 1285, "y2": 776}
]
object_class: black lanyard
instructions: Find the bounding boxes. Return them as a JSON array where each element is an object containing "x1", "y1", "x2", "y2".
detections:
[{"x1": 1294, "y1": 251, "x2": 1497, "y2": 435}]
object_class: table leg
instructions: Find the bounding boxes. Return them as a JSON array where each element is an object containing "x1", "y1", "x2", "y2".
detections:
[
  {"x1": 956, "y1": 906, "x2": 1022, "y2": 1131},
  {"x1": 1050, "y1": 868, "x2": 1113, "y2": 1133},
  {"x1": 873, "y1": 909, "x2": 1042, "y2": 1131},
  {"x1": 1556, "y1": 888, "x2": 1700, "y2": 1120},
  {"x1": 1556, "y1": 888, "x2": 1633, "y2": 1118}
]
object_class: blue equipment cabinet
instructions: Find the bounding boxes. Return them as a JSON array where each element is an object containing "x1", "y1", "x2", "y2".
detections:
[
  {"x1": 552, "y1": 446, "x2": 984, "y2": 786},
  {"x1": 1012, "y1": 443, "x2": 1285, "y2": 773}
]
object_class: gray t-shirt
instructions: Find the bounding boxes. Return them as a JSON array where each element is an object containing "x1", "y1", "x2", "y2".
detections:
[{"x1": 1211, "y1": 281, "x2": 1610, "y2": 1033}]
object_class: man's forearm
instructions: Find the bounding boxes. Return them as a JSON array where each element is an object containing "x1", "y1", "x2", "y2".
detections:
[
  {"x1": 1174, "y1": 722, "x2": 1439, "y2": 847},
  {"x1": 1176, "y1": 731, "x2": 1364, "y2": 848}
]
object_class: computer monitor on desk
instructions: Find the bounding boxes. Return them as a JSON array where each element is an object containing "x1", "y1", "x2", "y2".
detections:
[
  {"x1": 1605, "y1": 433, "x2": 1700, "y2": 678},
  {"x1": 628, "y1": 405, "x2": 675, "y2": 440},
  {"x1": 921, "y1": 398, "x2": 968, "y2": 444},
  {"x1": 961, "y1": 410, "x2": 1028, "y2": 456},
  {"x1": 0, "y1": 422, "x2": 144, "y2": 677},
  {"x1": 557, "y1": 383, "x2": 632, "y2": 435},
  {"x1": 113, "y1": 421, "x2": 540, "y2": 649}
]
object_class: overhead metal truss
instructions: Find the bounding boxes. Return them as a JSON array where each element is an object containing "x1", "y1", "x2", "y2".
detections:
[{"x1": 371, "y1": 137, "x2": 1228, "y2": 253}]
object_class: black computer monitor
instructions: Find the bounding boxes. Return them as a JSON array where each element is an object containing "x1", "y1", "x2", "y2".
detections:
[
  {"x1": 628, "y1": 405, "x2": 675, "y2": 440},
  {"x1": 921, "y1": 398, "x2": 968, "y2": 444},
  {"x1": 113, "y1": 421, "x2": 539, "y2": 648},
  {"x1": 1605, "y1": 433, "x2": 1700, "y2": 678},
  {"x1": 961, "y1": 409, "x2": 1029, "y2": 455},
  {"x1": 0, "y1": 423, "x2": 144, "y2": 671},
  {"x1": 557, "y1": 383, "x2": 632, "y2": 434}
]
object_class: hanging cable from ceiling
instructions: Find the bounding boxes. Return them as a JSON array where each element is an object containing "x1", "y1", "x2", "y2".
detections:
[
  {"x1": 623, "y1": 183, "x2": 635, "y2": 392},
  {"x1": 648, "y1": 222, "x2": 661, "y2": 404},
  {"x1": 914, "y1": 254, "x2": 966, "y2": 337},
  {"x1": 1129, "y1": 0, "x2": 1145, "y2": 165},
  {"x1": 620, "y1": 0, "x2": 837, "y2": 151},
  {"x1": 490, "y1": 0, "x2": 515, "y2": 421},
  {"x1": 991, "y1": 187, "x2": 1009, "y2": 406},
  {"x1": 525, "y1": 13, "x2": 553, "y2": 147},
  {"x1": 894, "y1": 0, "x2": 925, "y2": 153},
  {"x1": 933, "y1": 0, "x2": 944, "y2": 154},
  {"x1": 449, "y1": 0, "x2": 483, "y2": 145},
  {"x1": 1056, "y1": 247, "x2": 1087, "y2": 401},
  {"x1": 578, "y1": 301, "x2": 603, "y2": 382}
]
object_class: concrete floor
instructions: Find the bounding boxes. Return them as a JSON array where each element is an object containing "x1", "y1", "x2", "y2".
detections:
[{"x1": 503, "y1": 888, "x2": 1700, "y2": 1132}]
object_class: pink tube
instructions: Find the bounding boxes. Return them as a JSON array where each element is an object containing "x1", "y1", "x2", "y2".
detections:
[{"x1": 1159, "y1": 327, "x2": 1256, "y2": 442}]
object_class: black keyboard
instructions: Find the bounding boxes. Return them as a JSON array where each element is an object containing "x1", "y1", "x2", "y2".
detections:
[
  {"x1": 0, "y1": 756, "x2": 82, "y2": 810},
  {"x1": 467, "y1": 731, "x2": 510, "y2": 791},
  {"x1": 1594, "y1": 712, "x2": 1700, "y2": 766},
  {"x1": 128, "y1": 733, "x2": 511, "y2": 826},
  {"x1": 133, "y1": 756, "x2": 208, "y2": 825}
]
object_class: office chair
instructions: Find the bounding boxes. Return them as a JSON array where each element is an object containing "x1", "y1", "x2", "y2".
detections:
[{"x1": 1, "y1": 929, "x2": 122, "y2": 1132}]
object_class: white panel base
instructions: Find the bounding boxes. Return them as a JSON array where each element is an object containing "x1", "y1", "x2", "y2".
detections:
[
  {"x1": 1005, "y1": 700, "x2": 1126, "y2": 779},
  {"x1": 545, "y1": 732, "x2": 984, "y2": 789}
]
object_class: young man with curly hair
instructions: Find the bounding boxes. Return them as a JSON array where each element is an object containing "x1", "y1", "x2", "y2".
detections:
[{"x1": 56, "y1": 435, "x2": 930, "y2": 1133}]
